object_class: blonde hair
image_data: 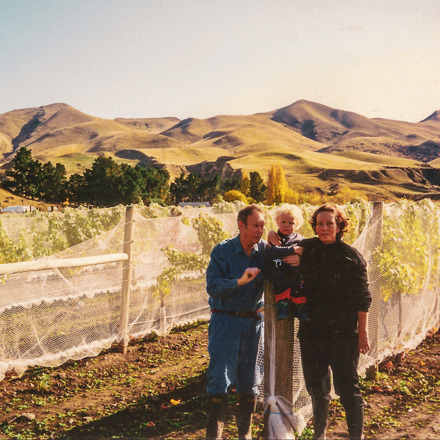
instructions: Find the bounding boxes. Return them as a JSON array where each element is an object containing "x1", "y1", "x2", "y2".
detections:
[{"x1": 274, "y1": 204, "x2": 304, "y2": 228}]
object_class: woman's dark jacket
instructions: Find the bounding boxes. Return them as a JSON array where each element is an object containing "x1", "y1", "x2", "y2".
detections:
[{"x1": 298, "y1": 237, "x2": 372, "y2": 339}]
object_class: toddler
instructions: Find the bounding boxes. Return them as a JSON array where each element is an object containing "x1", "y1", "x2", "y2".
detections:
[{"x1": 265, "y1": 204, "x2": 309, "y2": 321}]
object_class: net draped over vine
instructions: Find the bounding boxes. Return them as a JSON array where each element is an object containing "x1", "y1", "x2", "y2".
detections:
[
  {"x1": 262, "y1": 199, "x2": 440, "y2": 437},
  {"x1": 0, "y1": 200, "x2": 439, "y2": 434}
]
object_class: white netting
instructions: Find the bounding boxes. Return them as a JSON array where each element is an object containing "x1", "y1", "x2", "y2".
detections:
[
  {"x1": 263, "y1": 199, "x2": 440, "y2": 437},
  {"x1": 0, "y1": 205, "x2": 239, "y2": 379},
  {"x1": 0, "y1": 200, "x2": 439, "y2": 438}
]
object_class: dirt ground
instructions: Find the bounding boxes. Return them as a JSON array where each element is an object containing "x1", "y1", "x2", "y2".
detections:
[
  {"x1": 327, "y1": 327, "x2": 440, "y2": 440},
  {"x1": 0, "y1": 321, "x2": 439, "y2": 439}
]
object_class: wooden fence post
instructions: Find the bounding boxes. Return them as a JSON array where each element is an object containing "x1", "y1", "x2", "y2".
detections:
[
  {"x1": 366, "y1": 200, "x2": 383, "y2": 378},
  {"x1": 263, "y1": 281, "x2": 295, "y2": 433},
  {"x1": 160, "y1": 295, "x2": 167, "y2": 335},
  {"x1": 118, "y1": 205, "x2": 134, "y2": 353}
]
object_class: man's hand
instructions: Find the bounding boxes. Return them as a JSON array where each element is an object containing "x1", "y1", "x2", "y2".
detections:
[
  {"x1": 237, "y1": 267, "x2": 261, "y2": 286},
  {"x1": 267, "y1": 231, "x2": 281, "y2": 246},
  {"x1": 282, "y1": 255, "x2": 301, "y2": 266}
]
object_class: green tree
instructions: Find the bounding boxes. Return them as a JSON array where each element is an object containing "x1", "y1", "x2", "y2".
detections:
[
  {"x1": 169, "y1": 173, "x2": 188, "y2": 204},
  {"x1": 220, "y1": 175, "x2": 241, "y2": 193},
  {"x1": 69, "y1": 158, "x2": 169, "y2": 207},
  {"x1": 80, "y1": 156, "x2": 123, "y2": 206},
  {"x1": 198, "y1": 175, "x2": 220, "y2": 202},
  {"x1": 40, "y1": 162, "x2": 68, "y2": 203},
  {"x1": 67, "y1": 173, "x2": 86, "y2": 206},
  {"x1": 129, "y1": 165, "x2": 169, "y2": 205},
  {"x1": 249, "y1": 171, "x2": 266, "y2": 202},
  {"x1": 169, "y1": 172, "x2": 201, "y2": 204},
  {"x1": 3, "y1": 147, "x2": 42, "y2": 199}
]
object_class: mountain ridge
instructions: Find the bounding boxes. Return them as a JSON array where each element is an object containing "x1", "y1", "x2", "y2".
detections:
[{"x1": 1, "y1": 100, "x2": 440, "y2": 201}]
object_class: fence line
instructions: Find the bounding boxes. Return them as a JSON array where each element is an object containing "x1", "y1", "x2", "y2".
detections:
[
  {"x1": 0, "y1": 200, "x2": 439, "y2": 413},
  {"x1": 0, "y1": 253, "x2": 128, "y2": 275}
]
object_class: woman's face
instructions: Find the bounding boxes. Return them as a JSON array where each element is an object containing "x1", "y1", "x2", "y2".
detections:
[{"x1": 315, "y1": 211, "x2": 340, "y2": 244}]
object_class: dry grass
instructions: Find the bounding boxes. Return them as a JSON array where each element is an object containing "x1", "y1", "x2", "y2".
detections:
[
  {"x1": 1, "y1": 100, "x2": 439, "y2": 201},
  {"x1": 0, "y1": 187, "x2": 48, "y2": 210}
]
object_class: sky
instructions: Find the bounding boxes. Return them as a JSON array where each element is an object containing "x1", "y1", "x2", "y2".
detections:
[{"x1": 1, "y1": 0, "x2": 440, "y2": 122}]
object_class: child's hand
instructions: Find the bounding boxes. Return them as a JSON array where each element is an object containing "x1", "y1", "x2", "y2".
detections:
[
  {"x1": 294, "y1": 246, "x2": 304, "y2": 255},
  {"x1": 267, "y1": 231, "x2": 281, "y2": 246}
]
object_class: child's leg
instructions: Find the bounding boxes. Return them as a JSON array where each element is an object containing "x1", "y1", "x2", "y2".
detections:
[
  {"x1": 271, "y1": 268, "x2": 291, "y2": 320},
  {"x1": 291, "y1": 279, "x2": 310, "y2": 322},
  {"x1": 274, "y1": 300, "x2": 289, "y2": 320}
]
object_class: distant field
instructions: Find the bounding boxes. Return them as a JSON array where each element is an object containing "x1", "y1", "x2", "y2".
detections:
[{"x1": 0, "y1": 187, "x2": 48, "y2": 210}]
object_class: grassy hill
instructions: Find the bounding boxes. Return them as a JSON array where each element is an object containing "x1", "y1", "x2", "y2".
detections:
[
  {"x1": 0, "y1": 187, "x2": 48, "y2": 211},
  {"x1": 1, "y1": 100, "x2": 440, "y2": 202}
]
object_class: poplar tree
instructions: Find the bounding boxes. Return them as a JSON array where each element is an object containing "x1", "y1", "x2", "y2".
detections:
[
  {"x1": 240, "y1": 171, "x2": 250, "y2": 197},
  {"x1": 266, "y1": 163, "x2": 289, "y2": 204},
  {"x1": 266, "y1": 165, "x2": 277, "y2": 205}
]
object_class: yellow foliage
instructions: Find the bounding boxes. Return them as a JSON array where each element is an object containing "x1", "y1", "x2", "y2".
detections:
[
  {"x1": 241, "y1": 171, "x2": 250, "y2": 196},
  {"x1": 330, "y1": 187, "x2": 368, "y2": 204},
  {"x1": 223, "y1": 190, "x2": 248, "y2": 203},
  {"x1": 266, "y1": 163, "x2": 289, "y2": 205}
]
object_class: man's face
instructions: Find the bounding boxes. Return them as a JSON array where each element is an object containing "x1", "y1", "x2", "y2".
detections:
[{"x1": 239, "y1": 210, "x2": 265, "y2": 245}]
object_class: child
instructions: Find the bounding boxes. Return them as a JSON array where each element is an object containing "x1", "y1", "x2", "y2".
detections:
[{"x1": 265, "y1": 204, "x2": 309, "y2": 321}]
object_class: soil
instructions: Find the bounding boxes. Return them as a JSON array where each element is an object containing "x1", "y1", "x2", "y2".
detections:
[{"x1": 0, "y1": 321, "x2": 439, "y2": 440}]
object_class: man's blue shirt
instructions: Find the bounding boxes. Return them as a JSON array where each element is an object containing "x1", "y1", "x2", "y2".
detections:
[{"x1": 206, "y1": 235, "x2": 267, "y2": 312}]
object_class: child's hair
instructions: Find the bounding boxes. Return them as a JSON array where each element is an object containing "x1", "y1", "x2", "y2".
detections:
[{"x1": 274, "y1": 204, "x2": 304, "y2": 228}]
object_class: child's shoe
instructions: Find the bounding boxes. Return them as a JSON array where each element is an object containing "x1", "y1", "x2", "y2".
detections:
[
  {"x1": 295, "y1": 303, "x2": 310, "y2": 322},
  {"x1": 275, "y1": 300, "x2": 289, "y2": 320}
]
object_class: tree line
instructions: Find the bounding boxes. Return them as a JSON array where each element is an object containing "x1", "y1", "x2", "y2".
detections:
[
  {"x1": 2, "y1": 147, "x2": 367, "y2": 207},
  {"x1": 1, "y1": 147, "x2": 268, "y2": 207}
]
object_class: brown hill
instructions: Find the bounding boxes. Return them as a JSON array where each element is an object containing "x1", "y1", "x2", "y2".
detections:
[
  {"x1": 1, "y1": 100, "x2": 440, "y2": 201},
  {"x1": 114, "y1": 117, "x2": 180, "y2": 134},
  {"x1": 266, "y1": 100, "x2": 440, "y2": 160}
]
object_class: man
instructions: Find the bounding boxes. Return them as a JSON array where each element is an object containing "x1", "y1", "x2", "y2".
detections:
[{"x1": 205, "y1": 204, "x2": 266, "y2": 440}]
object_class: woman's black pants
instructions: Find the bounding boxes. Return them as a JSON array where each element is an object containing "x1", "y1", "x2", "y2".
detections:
[{"x1": 299, "y1": 334, "x2": 364, "y2": 440}]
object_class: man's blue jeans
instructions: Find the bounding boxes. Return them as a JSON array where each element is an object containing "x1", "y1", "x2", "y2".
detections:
[{"x1": 207, "y1": 312, "x2": 263, "y2": 396}]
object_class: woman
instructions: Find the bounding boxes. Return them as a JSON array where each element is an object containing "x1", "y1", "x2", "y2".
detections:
[
  {"x1": 270, "y1": 203, "x2": 371, "y2": 440},
  {"x1": 300, "y1": 204, "x2": 371, "y2": 440}
]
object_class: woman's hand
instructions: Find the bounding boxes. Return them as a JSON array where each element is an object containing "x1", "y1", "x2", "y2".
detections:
[
  {"x1": 282, "y1": 254, "x2": 301, "y2": 266},
  {"x1": 357, "y1": 311, "x2": 369, "y2": 354},
  {"x1": 267, "y1": 231, "x2": 281, "y2": 246},
  {"x1": 358, "y1": 330, "x2": 370, "y2": 354},
  {"x1": 294, "y1": 246, "x2": 304, "y2": 255}
]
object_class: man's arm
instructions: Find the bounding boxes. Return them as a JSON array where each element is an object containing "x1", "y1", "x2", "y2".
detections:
[
  {"x1": 206, "y1": 247, "x2": 238, "y2": 299},
  {"x1": 206, "y1": 246, "x2": 261, "y2": 298}
]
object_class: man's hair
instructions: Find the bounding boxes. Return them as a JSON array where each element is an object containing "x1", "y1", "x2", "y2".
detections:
[
  {"x1": 274, "y1": 204, "x2": 304, "y2": 228},
  {"x1": 237, "y1": 204, "x2": 263, "y2": 226},
  {"x1": 310, "y1": 203, "x2": 349, "y2": 240}
]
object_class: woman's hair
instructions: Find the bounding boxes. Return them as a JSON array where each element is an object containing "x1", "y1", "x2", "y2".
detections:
[
  {"x1": 274, "y1": 204, "x2": 304, "y2": 228},
  {"x1": 310, "y1": 203, "x2": 349, "y2": 240}
]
